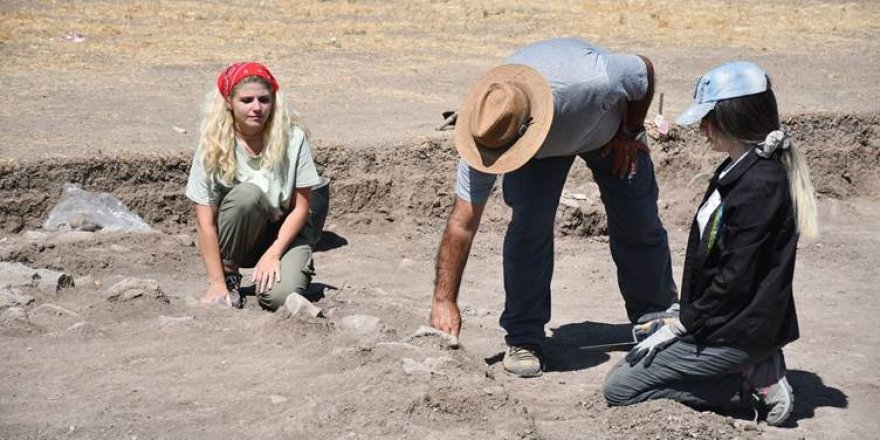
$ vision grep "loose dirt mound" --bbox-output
[2,113,876,236]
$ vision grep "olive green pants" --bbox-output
[217,183,315,311]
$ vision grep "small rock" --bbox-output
[172,234,195,247]
[109,244,130,253]
[77,275,103,290]
[423,356,454,370]
[0,306,30,328]
[158,315,194,327]
[409,325,460,349]
[0,262,74,292]
[106,278,167,303]
[0,287,35,309]
[401,358,432,376]
[54,230,96,244]
[269,394,288,405]
[23,230,49,241]
[340,314,383,336]
[172,125,187,134]
[66,321,103,336]
[397,258,416,270]
[32,303,80,318]
[284,293,324,318]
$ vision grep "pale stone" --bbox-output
[409,325,460,349]
[269,395,288,405]
[0,287,34,309]
[340,314,383,336]
[23,230,49,241]
[32,303,81,318]
[106,278,167,303]
[0,306,30,328]
[0,262,74,293]
[66,321,103,336]
[401,358,432,376]
[54,231,96,244]
[158,315,194,327]
[396,258,416,270]
[284,293,324,318]
[172,234,195,247]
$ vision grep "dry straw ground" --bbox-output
[2,1,877,73]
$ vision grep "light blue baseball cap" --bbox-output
[675,61,769,126]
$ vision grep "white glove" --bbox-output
[626,317,686,367]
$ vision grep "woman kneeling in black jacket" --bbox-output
[603,61,818,427]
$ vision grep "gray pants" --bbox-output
[603,341,777,410]
[218,183,315,311]
[501,149,678,345]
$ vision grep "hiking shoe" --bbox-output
[225,272,244,309]
[755,376,794,426]
[502,344,543,378]
[744,352,794,426]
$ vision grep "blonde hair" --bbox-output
[779,145,819,239]
[196,76,307,185]
[709,87,819,239]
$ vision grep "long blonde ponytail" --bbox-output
[779,144,819,239]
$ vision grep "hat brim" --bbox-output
[454,65,554,174]
[675,102,716,126]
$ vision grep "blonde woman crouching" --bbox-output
[186,62,321,310]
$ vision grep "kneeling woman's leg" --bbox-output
[257,234,316,311]
[603,341,773,411]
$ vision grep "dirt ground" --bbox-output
[1,1,879,439]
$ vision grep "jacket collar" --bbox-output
[714,147,760,188]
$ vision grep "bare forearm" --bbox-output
[433,198,484,303]
[196,219,225,284]
[624,56,655,133]
[267,188,312,257]
[268,205,308,256]
[433,229,473,303]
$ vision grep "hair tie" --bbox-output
[755,129,791,158]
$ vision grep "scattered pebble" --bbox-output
[284,293,324,318]
[409,325,460,349]
[269,394,288,405]
[106,277,167,303]
[340,314,383,336]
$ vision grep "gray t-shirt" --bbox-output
[186,126,321,221]
[456,38,648,203]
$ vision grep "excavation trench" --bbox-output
[1,113,877,236]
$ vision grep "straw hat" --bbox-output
[454,64,554,174]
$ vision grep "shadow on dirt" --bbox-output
[543,321,638,372]
[314,231,348,252]
[786,369,848,426]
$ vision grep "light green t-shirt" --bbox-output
[186,126,321,221]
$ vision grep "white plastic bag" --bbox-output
[43,183,151,232]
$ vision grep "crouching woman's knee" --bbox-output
[257,243,315,312]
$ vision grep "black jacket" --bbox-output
[680,149,800,351]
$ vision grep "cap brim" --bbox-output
[675,102,716,126]
[455,65,554,174]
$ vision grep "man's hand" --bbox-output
[200,280,230,306]
[430,297,462,338]
[601,130,650,179]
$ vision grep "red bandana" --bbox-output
[216,62,279,98]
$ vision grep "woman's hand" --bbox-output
[200,280,230,306]
[253,250,282,293]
